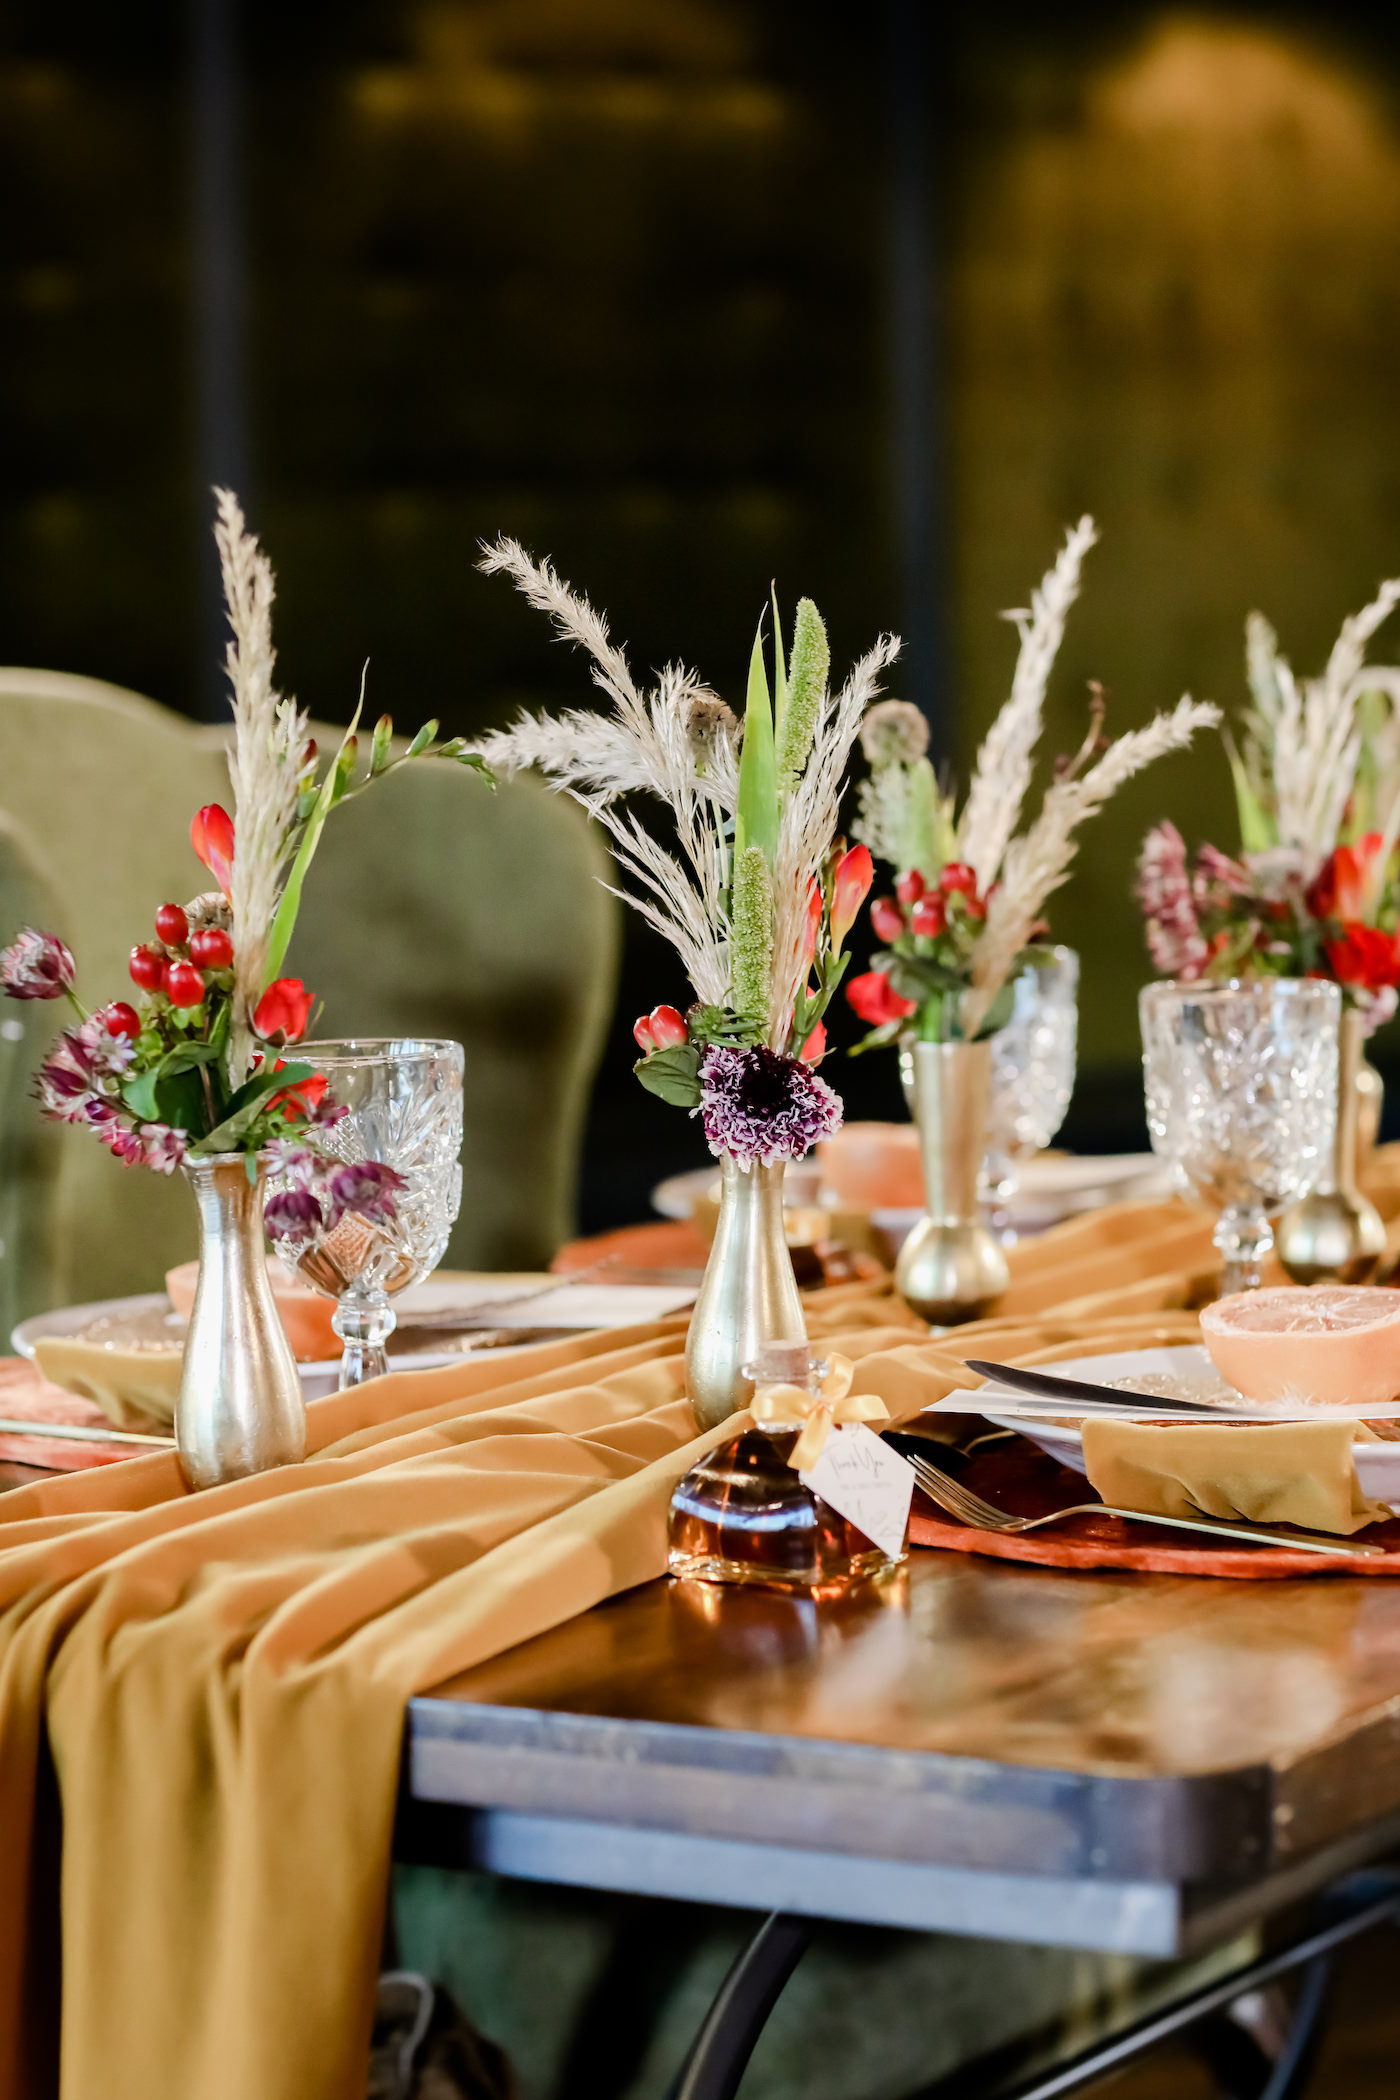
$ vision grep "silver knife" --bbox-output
[0,1416,174,1447]
[963,1358,1240,1418]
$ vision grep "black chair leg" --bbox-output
[667,1912,813,2100]
[1186,1956,1332,2100]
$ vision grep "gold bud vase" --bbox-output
[177,1153,307,1490]
[896,1038,1010,1322]
[1276,1006,1386,1285]
[685,1152,807,1432]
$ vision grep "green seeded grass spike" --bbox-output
[770,585,788,747]
[731,844,775,1031]
[734,619,778,866]
[775,597,829,790]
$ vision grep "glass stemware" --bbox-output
[1139,979,1340,1293]
[269,1037,464,1385]
[984,945,1079,1207]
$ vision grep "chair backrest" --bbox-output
[0,671,619,1324]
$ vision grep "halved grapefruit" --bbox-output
[1200,1285,1400,1409]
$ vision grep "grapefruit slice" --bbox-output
[166,1258,338,1364]
[1200,1285,1400,1409]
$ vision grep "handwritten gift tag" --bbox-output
[801,1423,915,1560]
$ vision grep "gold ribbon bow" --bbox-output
[750,1353,889,1472]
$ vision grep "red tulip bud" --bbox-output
[830,845,874,950]
[798,1021,827,1065]
[800,880,824,969]
[190,804,236,895]
[253,977,314,1046]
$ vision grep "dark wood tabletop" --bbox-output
[406,1551,1400,1957]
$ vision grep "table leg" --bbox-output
[667,1912,813,2100]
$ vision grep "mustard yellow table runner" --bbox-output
[0,1195,1265,2100]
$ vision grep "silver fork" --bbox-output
[906,1451,1384,1559]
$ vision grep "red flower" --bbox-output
[870,896,905,945]
[910,893,946,938]
[895,869,925,905]
[845,968,917,1027]
[273,1070,328,1121]
[253,977,314,1044]
[1308,834,1385,923]
[1324,923,1400,990]
[633,1004,687,1053]
[798,1021,827,1065]
[939,862,978,896]
[800,880,824,970]
[190,805,236,895]
[829,845,874,949]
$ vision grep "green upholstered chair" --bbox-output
[0,670,619,1332]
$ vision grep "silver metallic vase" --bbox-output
[177,1153,306,1490]
[896,1038,1010,1323]
[1276,1005,1386,1285]
[685,1153,807,1432]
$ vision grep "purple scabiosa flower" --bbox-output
[323,1159,405,1232]
[0,928,75,1001]
[1136,822,1207,980]
[264,1185,324,1247]
[696,1045,843,1168]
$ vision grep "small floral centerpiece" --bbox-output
[474,541,886,1170]
[847,520,1218,1048]
[1,491,489,1219]
[1138,578,1400,1024]
[1,491,491,1485]
[473,538,890,1422]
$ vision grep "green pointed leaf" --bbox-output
[633,1043,703,1107]
[734,620,778,867]
[1222,731,1275,853]
[196,1061,315,1153]
[770,585,788,746]
[263,696,364,987]
[407,719,439,758]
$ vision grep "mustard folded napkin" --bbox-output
[1082,1415,1388,1537]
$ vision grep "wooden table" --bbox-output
[405,1552,1400,2097]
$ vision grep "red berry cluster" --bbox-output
[127,905,235,1019]
[870,862,986,947]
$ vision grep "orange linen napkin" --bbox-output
[0,1201,1211,2100]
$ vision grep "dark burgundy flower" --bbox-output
[264,1186,324,1246]
[0,928,75,1001]
[696,1044,842,1167]
[323,1159,405,1232]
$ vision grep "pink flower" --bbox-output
[323,1159,405,1232]
[1137,822,1207,979]
[0,928,75,1001]
[829,846,873,950]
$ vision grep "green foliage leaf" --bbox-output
[264,698,364,987]
[734,620,778,867]
[197,1061,315,1153]
[633,1043,703,1107]
[769,586,787,747]
[407,719,440,758]
[1222,730,1275,853]
[848,1018,904,1058]
[370,715,394,776]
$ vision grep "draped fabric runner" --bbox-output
[0,1195,1288,2100]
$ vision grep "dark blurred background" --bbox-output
[7,0,1400,1231]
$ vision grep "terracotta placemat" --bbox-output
[0,1357,156,1471]
[909,1440,1400,1578]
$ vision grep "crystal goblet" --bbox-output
[1139,979,1339,1293]
[984,945,1079,1205]
[269,1037,464,1386]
